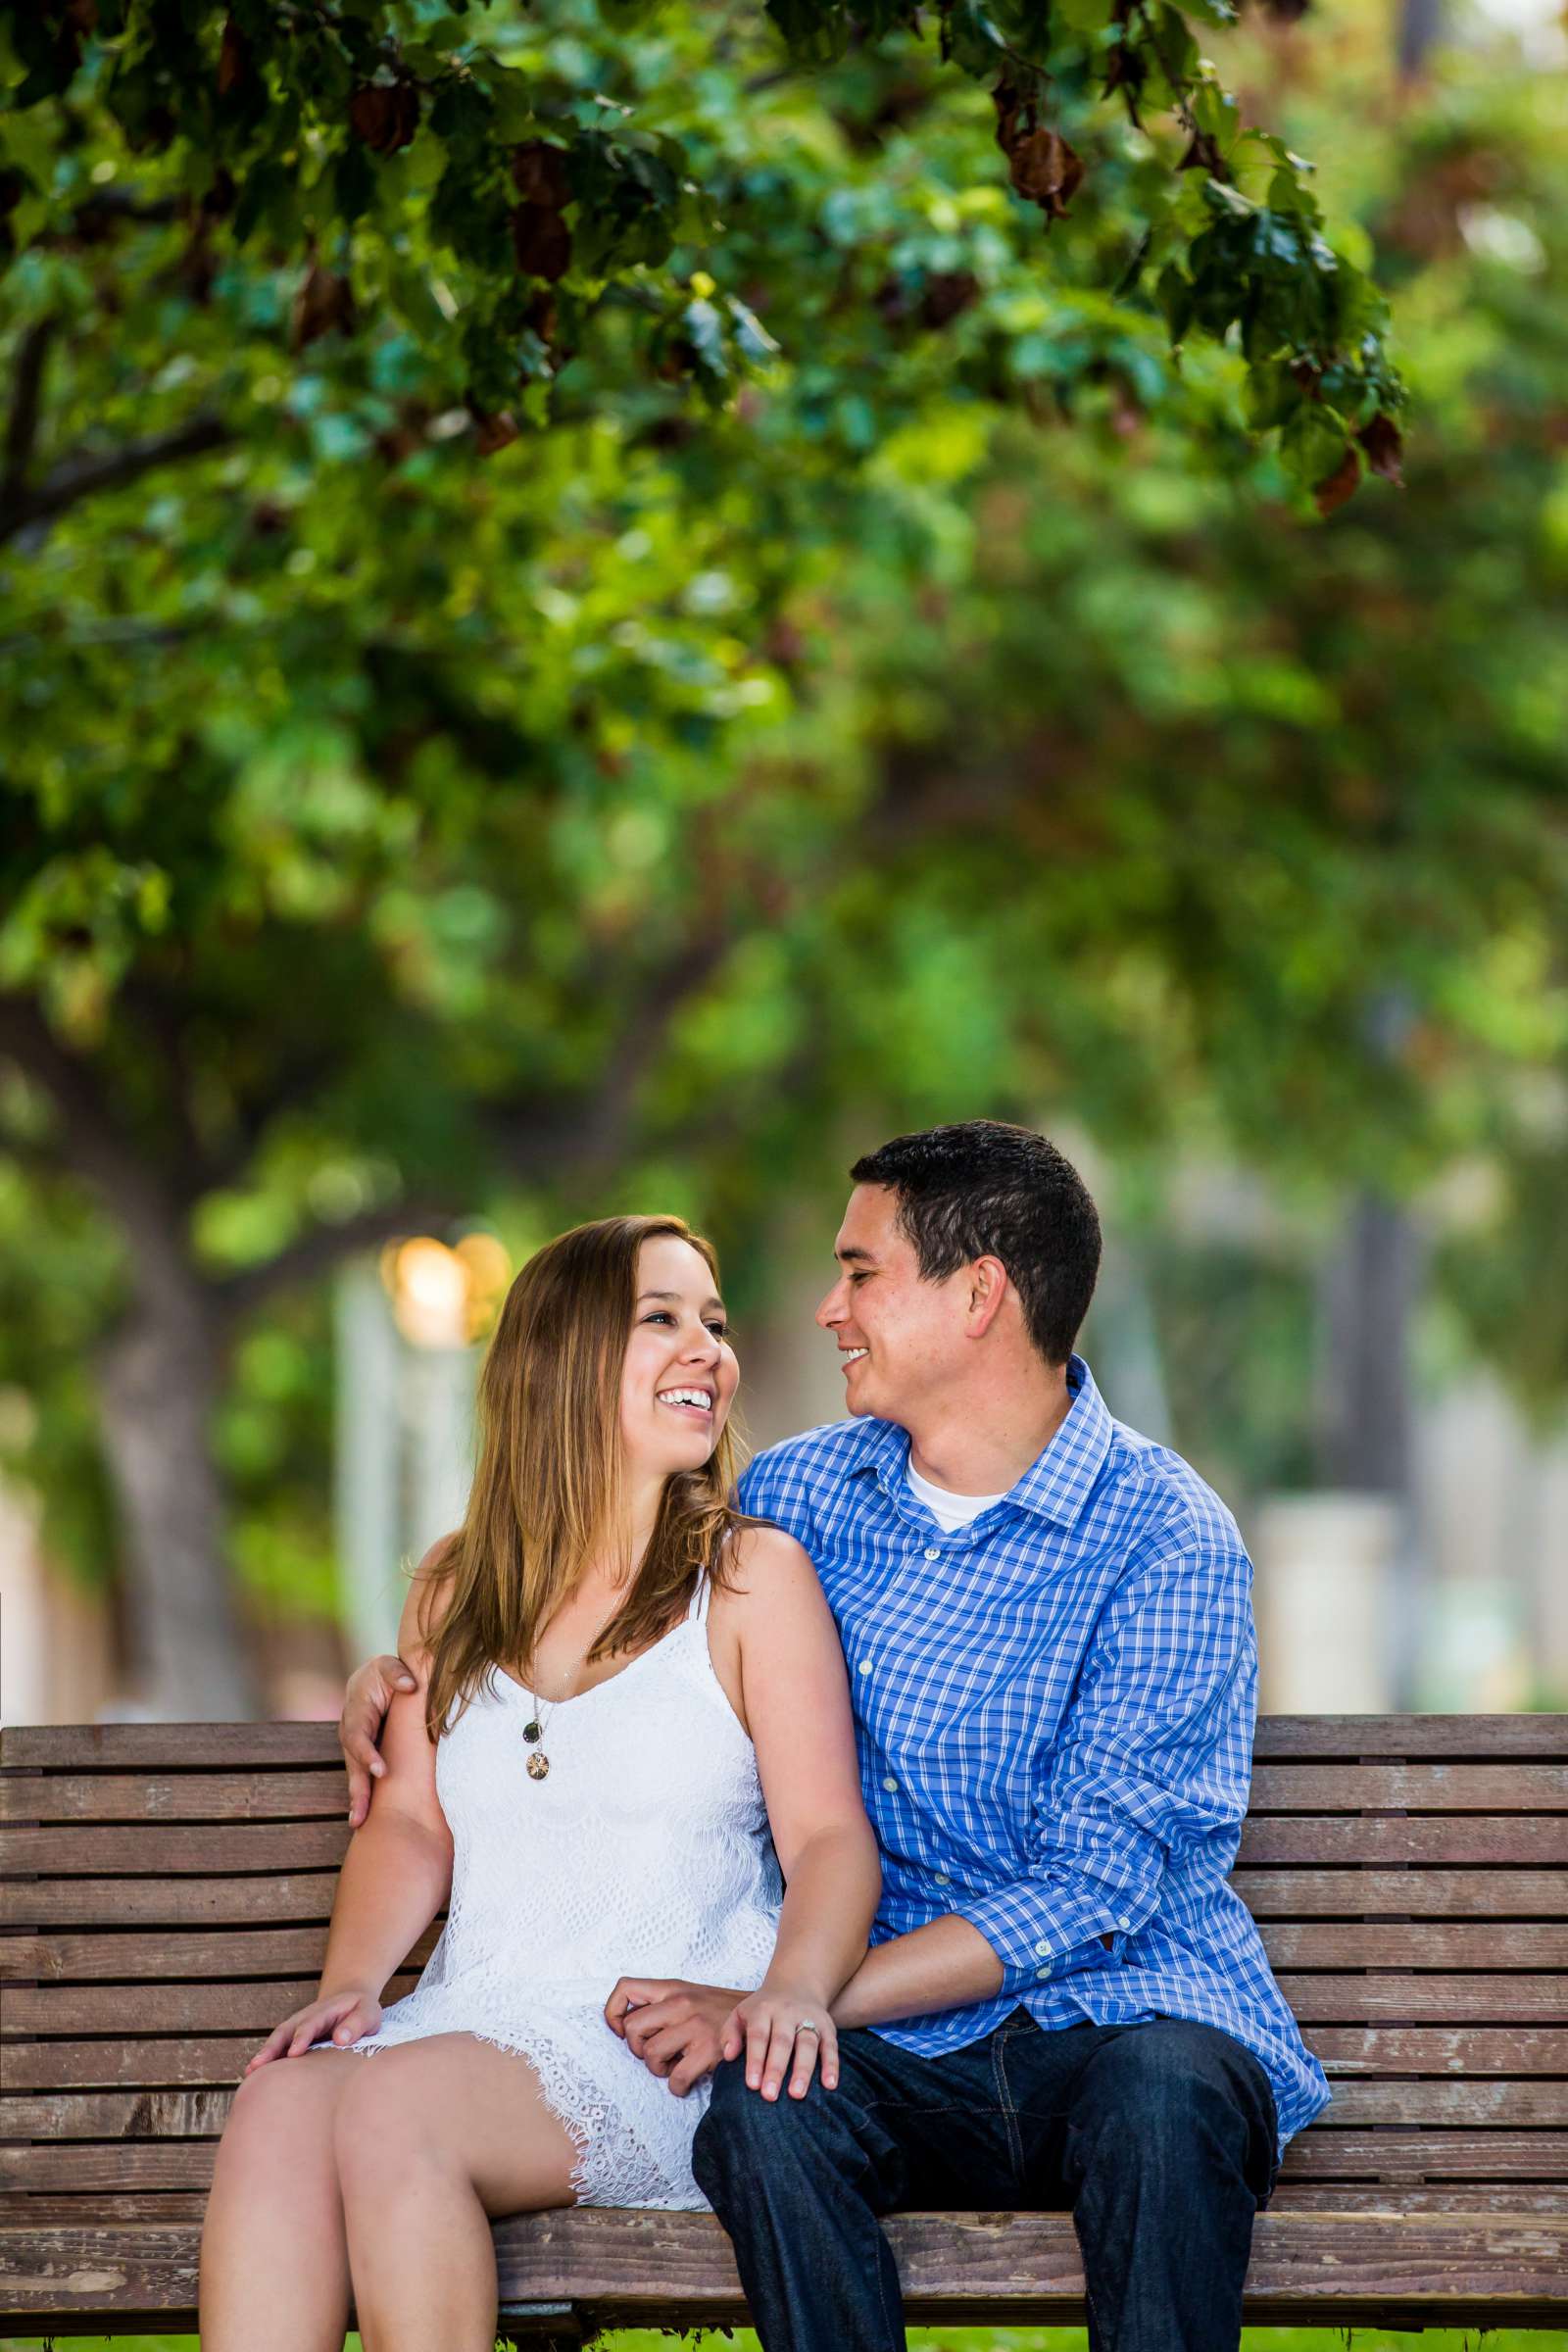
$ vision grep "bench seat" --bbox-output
[4,1713,1566,2336]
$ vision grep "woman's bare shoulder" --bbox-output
[400,1531,461,1658]
[716,1521,826,1619]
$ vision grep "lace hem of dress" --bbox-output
[344,2025,706,2210]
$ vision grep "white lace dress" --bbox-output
[333,1579,783,2208]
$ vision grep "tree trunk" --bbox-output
[95,1293,260,1719]
[1316,1189,1423,1495]
[1315,1187,1426,1707]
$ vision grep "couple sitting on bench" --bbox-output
[198,1118,1328,2352]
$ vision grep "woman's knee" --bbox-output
[221,2054,339,2155]
[331,2054,457,2204]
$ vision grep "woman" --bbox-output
[199,1214,880,2352]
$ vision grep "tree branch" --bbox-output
[480,927,737,1182]
[2,317,58,512]
[212,1193,464,1330]
[0,411,235,545]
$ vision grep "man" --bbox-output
[340,1121,1329,2351]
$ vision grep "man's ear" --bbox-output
[966,1255,1010,1338]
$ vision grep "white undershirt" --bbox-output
[906,1460,1009,1534]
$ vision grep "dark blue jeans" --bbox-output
[691,2009,1279,2352]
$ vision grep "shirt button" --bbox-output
[1035,1963,1053,1981]
[1034,1940,1052,1957]
[922,1546,941,1561]
[858,1661,872,1676]
[934,1871,951,1886]
[1113,1918,1131,1933]
[882,1776,899,1793]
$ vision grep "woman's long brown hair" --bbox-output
[422,1214,749,1740]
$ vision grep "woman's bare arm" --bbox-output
[249,1565,454,2066]
[728,1527,881,2094]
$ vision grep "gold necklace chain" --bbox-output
[519,1628,599,1783]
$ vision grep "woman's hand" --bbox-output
[243,1988,382,2074]
[728,1982,840,2101]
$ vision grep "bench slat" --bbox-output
[1259,1923,1568,1967]
[1,1724,342,1768]
[9,1717,1563,1771]
[0,1822,351,1876]
[2,1873,340,1928]
[13,1761,1565,1822]
[9,2022,1566,2098]
[1310,2027,1568,2073]
[1250,1717,1568,1760]
[8,1889,1564,1989]
[0,1772,349,1824]
[1277,2130,1568,2178]
[1249,1765,1568,1810]
[3,2091,234,2140]
[4,1975,421,2034]
[6,2038,272,2091]
[0,1924,439,1981]
[1238,1816,1568,1865]
[9,2076,1568,2169]
[9,2184,1568,2224]
[19,1927,1559,2003]
[10,1812,1568,1890]
[1278,1973,1568,2022]
[1233,1869,1568,1916]
[4,2208,1568,2330]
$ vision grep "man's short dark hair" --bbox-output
[849,1121,1102,1367]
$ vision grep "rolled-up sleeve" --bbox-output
[956,1537,1255,1992]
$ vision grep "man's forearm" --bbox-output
[828,1913,1004,2032]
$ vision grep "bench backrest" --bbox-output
[3,1715,1565,2222]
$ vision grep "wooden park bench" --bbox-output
[3,1712,1566,2340]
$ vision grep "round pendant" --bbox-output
[522,1720,542,1743]
[526,1751,550,1781]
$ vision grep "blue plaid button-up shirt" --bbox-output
[736,1355,1330,2155]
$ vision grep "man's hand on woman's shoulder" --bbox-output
[339,1652,418,1827]
[338,1532,456,1826]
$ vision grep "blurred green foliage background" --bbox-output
[1,0,1565,1712]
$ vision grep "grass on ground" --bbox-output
[3,2329,1563,2349]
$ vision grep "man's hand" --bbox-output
[605,1978,746,2098]
[339,1652,417,1827]
[606,1976,840,2100]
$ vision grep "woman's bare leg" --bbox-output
[199,2047,364,2352]
[333,2033,580,2352]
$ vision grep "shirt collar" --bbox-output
[845,1353,1114,1532]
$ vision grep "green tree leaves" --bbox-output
[1,0,1402,494]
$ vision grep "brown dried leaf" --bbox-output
[1312,444,1362,516]
[290,262,357,353]
[350,81,420,155]
[920,270,981,329]
[1357,413,1405,486]
[217,17,248,97]
[471,409,520,457]
[1006,129,1084,220]
[524,289,560,347]
[512,201,572,282]
[511,141,572,210]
